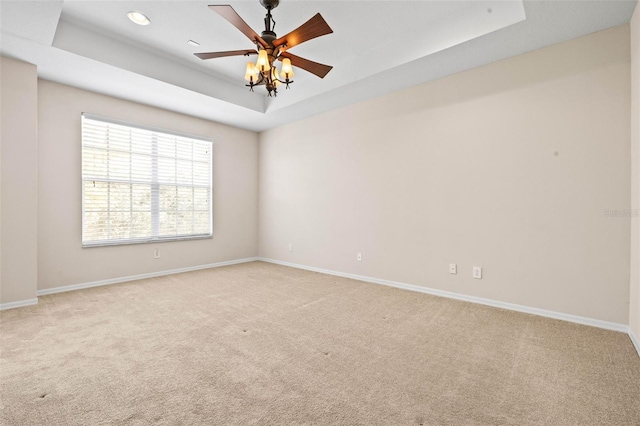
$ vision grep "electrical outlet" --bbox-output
[473,266,482,279]
[357,252,362,261]
[288,243,293,252]
[449,263,457,274]
[154,249,160,259]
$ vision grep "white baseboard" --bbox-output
[36,257,259,297]
[0,298,38,311]
[630,329,640,358]
[258,257,629,333]
[12,256,638,350]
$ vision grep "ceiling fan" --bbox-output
[195,0,333,97]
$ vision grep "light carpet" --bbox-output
[1,261,639,425]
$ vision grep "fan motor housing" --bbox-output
[261,30,277,44]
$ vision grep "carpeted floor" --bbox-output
[1,261,639,425]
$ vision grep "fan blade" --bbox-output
[195,49,257,60]
[278,52,333,79]
[209,5,267,48]
[273,13,333,49]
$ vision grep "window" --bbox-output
[81,114,212,247]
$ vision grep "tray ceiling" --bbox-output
[0,1,637,131]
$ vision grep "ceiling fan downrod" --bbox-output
[262,0,277,37]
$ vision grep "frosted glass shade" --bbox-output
[280,58,294,79]
[244,62,258,81]
[256,50,271,72]
[271,68,281,87]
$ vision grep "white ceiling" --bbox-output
[0,1,637,132]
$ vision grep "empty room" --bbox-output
[1,0,639,424]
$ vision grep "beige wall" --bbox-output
[630,7,640,339]
[37,80,258,291]
[0,57,38,304]
[259,26,632,324]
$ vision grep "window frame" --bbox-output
[81,113,213,248]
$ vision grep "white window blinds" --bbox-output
[81,114,213,247]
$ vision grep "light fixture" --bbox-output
[195,0,334,97]
[243,47,293,95]
[244,42,294,96]
[127,11,151,26]
[187,40,200,47]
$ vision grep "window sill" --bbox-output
[82,234,213,248]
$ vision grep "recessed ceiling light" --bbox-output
[187,40,200,47]
[127,11,151,26]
